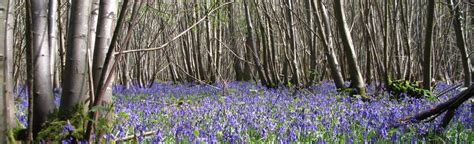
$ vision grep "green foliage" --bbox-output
[34,103,115,142]
[7,128,19,144]
[36,103,87,142]
[387,78,433,100]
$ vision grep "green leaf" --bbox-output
[89,106,99,112]
[193,128,200,137]
[216,130,223,137]
[118,111,130,119]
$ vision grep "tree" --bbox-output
[0,0,16,142]
[243,0,268,87]
[92,0,118,105]
[86,0,130,140]
[333,0,366,95]
[48,0,59,89]
[447,0,471,87]
[422,0,435,90]
[313,0,345,89]
[285,0,301,86]
[29,0,56,137]
[226,0,244,81]
[90,0,117,140]
[60,0,91,117]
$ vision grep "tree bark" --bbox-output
[86,0,130,140]
[4,0,15,133]
[226,0,243,81]
[401,84,473,127]
[448,0,471,87]
[30,0,56,137]
[60,0,91,116]
[91,1,118,140]
[285,0,301,86]
[243,0,268,86]
[314,0,345,89]
[0,0,15,142]
[333,0,366,95]
[92,0,117,103]
[48,0,59,89]
[422,0,435,90]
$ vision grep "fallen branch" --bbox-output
[115,130,157,142]
[398,84,473,126]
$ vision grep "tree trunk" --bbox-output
[4,0,15,132]
[286,0,301,86]
[422,0,435,90]
[89,0,99,54]
[401,84,474,128]
[48,0,59,89]
[30,0,56,137]
[0,0,16,142]
[314,0,345,89]
[305,0,316,84]
[193,1,205,81]
[243,0,267,86]
[333,0,366,95]
[91,2,118,140]
[227,0,244,81]
[448,0,471,87]
[60,0,91,117]
[92,0,117,103]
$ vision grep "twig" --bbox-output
[434,83,462,98]
[175,64,221,90]
[116,130,157,142]
[214,37,255,65]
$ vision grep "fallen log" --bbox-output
[399,84,473,128]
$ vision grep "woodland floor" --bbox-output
[15,81,473,143]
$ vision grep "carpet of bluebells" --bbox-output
[14,81,473,143]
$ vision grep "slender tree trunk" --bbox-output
[422,0,435,90]
[383,0,391,84]
[91,1,118,140]
[255,2,273,86]
[243,0,267,86]
[92,0,117,101]
[89,0,99,53]
[305,0,316,84]
[0,6,5,140]
[400,0,413,81]
[30,0,56,137]
[333,0,366,95]
[122,55,130,88]
[194,1,205,81]
[227,0,244,81]
[49,0,59,89]
[86,0,130,140]
[60,0,91,117]
[285,0,301,86]
[0,0,15,142]
[314,0,345,89]
[4,0,15,132]
[90,0,118,137]
[24,0,35,141]
[205,0,215,83]
[448,0,471,87]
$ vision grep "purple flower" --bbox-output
[152,129,162,143]
[62,122,75,133]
